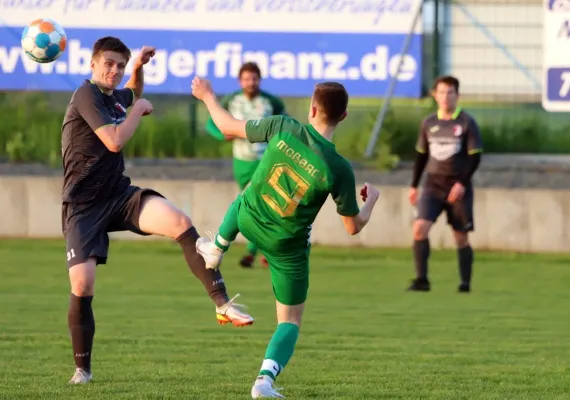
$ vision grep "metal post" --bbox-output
[433,0,440,82]
[364,0,424,159]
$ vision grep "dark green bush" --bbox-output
[1,93,64,166]
[1,93,568,170]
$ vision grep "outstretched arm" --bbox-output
[192,77,247,139]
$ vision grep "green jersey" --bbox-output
[206,90,285,161]
[240,115,360,250]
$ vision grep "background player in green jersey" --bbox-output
[205,62,286,268]
[191,76,380,399]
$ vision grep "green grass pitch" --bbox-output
[1,239,570,399]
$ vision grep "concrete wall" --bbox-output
[1,176,568,253]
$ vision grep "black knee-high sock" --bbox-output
[68,294,95,373]
[458,245,473,285]
[413,239,430,280]
[176,227,229,307]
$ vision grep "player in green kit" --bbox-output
[191,76,380,398]
[205,62,286,268]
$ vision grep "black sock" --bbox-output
[176,227,229,307]
[68,294,95,373]
[458,245,473,285]
[413,239,430,280]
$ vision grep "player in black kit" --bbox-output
[62,37,254,384]
[407,75,482,293]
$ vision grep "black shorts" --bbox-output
[416,186,474,233]
[62,186,164,268]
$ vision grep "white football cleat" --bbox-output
[216,294,254,327]
[196,233,224,270]
[68,368,92,384]
[251,377,285,398]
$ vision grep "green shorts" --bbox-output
[261,250,310,306]
[237,203,310,306]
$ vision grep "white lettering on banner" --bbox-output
[0,40,418,86]
[559,71,570,98]
[0,0,422,33]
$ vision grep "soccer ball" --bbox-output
[21,18,67,63]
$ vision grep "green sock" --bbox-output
[246,241,258,256]
[258,322,300,380]
[215,198,240,251]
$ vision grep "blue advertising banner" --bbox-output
[0,0,424,97]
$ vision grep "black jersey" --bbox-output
[415,108,483,182]
[61,80,134,204]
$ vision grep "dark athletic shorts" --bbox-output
[416,175,475,233]
[62,186,164,268]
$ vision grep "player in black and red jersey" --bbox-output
[408,75,483,293]
[61,36,253,384]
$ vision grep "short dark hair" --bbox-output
[432,75,460,93]
[312,82,349,125]
[92,36,131,62]
[239,62,261,79]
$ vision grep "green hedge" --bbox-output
[1,93,569,170]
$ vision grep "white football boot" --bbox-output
[216,294,254,327]
[196,233,225,270]
[68,368,92,384]
[251,376,285,398]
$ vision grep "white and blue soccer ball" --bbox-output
[21,18,67,63]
